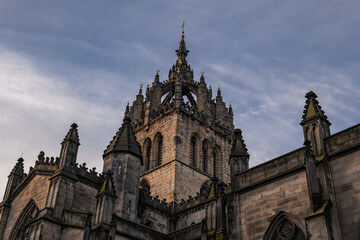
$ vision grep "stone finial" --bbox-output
[138,83,143,95]
[155,70,160,82]
[200,71,205,83]
[125,101,130,116]
[229,104,233,115]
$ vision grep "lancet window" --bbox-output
[202,140,210,173]
[190,134,199,168]
[143,138,151,171]
[154,133,163,167]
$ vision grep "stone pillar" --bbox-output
[173,80,182,109]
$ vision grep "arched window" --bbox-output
[263,211,306,240]
[202,140,210,173]
[10,199,40,240]
[154,133,163,167]
[143,138,151,171]
[190,134,199,168]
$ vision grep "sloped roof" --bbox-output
[103,116,142,161]
[62,123,80,145]
[9,157,24,177]
[97,171,116,197]
[230,129,249,157]
[301,91,331,125]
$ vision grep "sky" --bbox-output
[0,0,359,197]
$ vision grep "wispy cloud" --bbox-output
[206,60,360,166]
[0,0,359,196]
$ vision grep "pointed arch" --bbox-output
[190,133,200,168]
[10,199,40,240]
[143,138,152,172]
[153,133,163,167]
[263,211,306,240]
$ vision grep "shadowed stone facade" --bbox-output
[0,32,359,240]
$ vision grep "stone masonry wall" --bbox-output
[140,161,176,202]
[174,161,209,202]
[71,182,97,212]
[330,150,360,240]
[3,174,51,239]
[234,171,309,240]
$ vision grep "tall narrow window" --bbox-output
[144,138,151,171]
[157,135,163,166]
[202,140,209,173]
[154,133,163,167]
[190,136,196,167]
[213,150,217,176]
[213,146,221,177]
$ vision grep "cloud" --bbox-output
[0,47,131,196]
[0,0,359,198]
[206,60,360,166]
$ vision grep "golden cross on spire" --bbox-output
[181,21,185,38]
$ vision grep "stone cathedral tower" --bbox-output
[128,32,234,202]
[1,27,359,240]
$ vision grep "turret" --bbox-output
[103,113,142,221]
[59,123,80,168]
[130,84,144,121]
[300,91,331,157]
[94,171,117,225]
[3,157,25,200]
[230,129,249,190]
[46,124,80,219]
[197,71,209,113]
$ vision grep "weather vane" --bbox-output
[181,21,185,38]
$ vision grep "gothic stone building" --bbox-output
[0,34,359,240]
